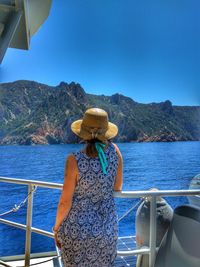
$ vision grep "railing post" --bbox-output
[25,185,34,267]
[149,196,157,267]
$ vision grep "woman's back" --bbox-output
[57,142,119,267]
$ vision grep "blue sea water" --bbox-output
[0,141,200,257]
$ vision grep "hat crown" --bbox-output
[82,108,108,129]
[70,107,118,141]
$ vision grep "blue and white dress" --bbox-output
[57,142,119,267]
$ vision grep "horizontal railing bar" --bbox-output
[0,218,26,231]
[114,190,200,198]
[117,248,150,256]
[0,218,54,238]
[0,176,63,189]
[118,235,136,239]
[0,176,200,197]
[31,227,54,238]
[0,251,57,262]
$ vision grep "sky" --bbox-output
[0,0,200,106]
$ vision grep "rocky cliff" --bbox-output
[0,80,199,145]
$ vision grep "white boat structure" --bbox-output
[0,0,52,63]
[0,176,200,267]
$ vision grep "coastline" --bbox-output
[0,139,200,146]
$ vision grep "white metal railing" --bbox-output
[0,176,200,267]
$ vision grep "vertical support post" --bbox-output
[55,246,63,267]
[25,184,34,267]
[149,196,157,267]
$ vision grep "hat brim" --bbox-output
[71,119,118,141]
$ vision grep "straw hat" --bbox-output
[71,108,118,141]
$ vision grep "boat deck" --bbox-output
[116,236,137,266]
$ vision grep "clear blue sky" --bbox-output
[1,0,200,105]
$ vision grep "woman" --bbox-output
[53,108,123,267]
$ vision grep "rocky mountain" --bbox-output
[0,80,199,145]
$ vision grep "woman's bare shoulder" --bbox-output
[64,154,78,172]
[67,153,76,161]
[111,143,122,157]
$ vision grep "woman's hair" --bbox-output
[85,138,108,157]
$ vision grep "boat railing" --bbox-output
[0,176,200,267]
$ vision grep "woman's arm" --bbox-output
[53,154,78,231]
[113,143,123,191]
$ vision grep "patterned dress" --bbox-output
[57,142,119,267]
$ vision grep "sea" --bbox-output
[0,141,200,257]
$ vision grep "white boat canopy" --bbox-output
[0,0,52,63]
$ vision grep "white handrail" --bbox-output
[0,176,200,267]
[1,176,200,196]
